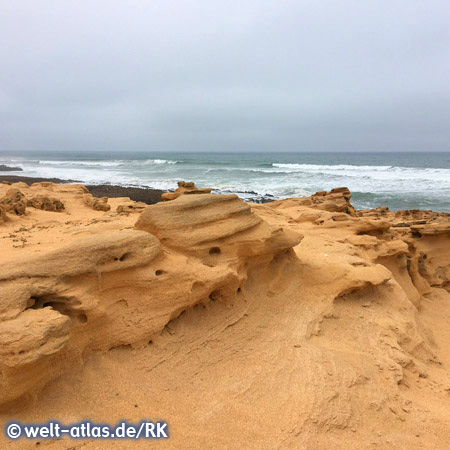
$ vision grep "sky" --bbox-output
[0,0,449,152]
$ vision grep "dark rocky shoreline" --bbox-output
[0,175,165,204]
[87,184,164,204]
[0,165,23,172]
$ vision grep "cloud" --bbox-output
[1,0,449,151]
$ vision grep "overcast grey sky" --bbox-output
[1,0,449,152]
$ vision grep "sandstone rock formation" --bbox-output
[1,182,450,450]
[27,195,65,212]
[162,180,212,201]
[0,188,27,215]
[269,186,357,216]
[0,205,7,224]
[116,200,147,214]
[83,193,111,211]
[136,193,301,263]
[0,191,300,408]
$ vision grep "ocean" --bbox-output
[1,151,450,212]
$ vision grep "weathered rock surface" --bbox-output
[269,186,357,216]
[0,191,301,407]
[0,188,27,215]
[0,229,162,404]
[116,201,147,214]
[136,193,302,263]
[27,195,65,212]
[83,193,111,211]
[162,180,212,201]
[0,205,7,224]
[1,182,450,450]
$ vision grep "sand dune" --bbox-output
[1,181,450,449]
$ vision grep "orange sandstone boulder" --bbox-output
[0,188,27,215]
[162,181,212,201]
[83,193,111,211]
[28,195,65,212]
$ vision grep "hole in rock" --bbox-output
[26,298,36,308]
[237,287,242,293]
[76,313,88,324]
[29,297,64,311]
[114,253,130,262]
[148,340,153,345]
[28,296,89,325]
[155,270,165,276]
[209,291,218,301]
[209,247,221,255]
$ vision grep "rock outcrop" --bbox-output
[116,201,147,214]
[0,205,7,224]
[0,230,161,405]
[83,193,111,211]
[0,165,22,172]
[269,187,357,216]
[1,182,450,450]
[136,193,301,263]
[162,180,212,201]
[0,188,27,215]
[0,192,301,407]
[27,195,65,212]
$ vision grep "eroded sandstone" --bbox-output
[1,183,450,450]
[162,180,212,201]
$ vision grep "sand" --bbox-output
[0,181,450,449]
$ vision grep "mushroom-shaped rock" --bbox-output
[136,193,302,263]
[162,181,212,201]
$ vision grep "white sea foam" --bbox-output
[142,159,178,165]
[273,163,393,171]
[38,158,178,167]
[39,160,125,167]
[270,163,450,183]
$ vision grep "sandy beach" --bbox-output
[1,180,450,449]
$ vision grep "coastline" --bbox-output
[0,175,277,204]
[0,175,165,204]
